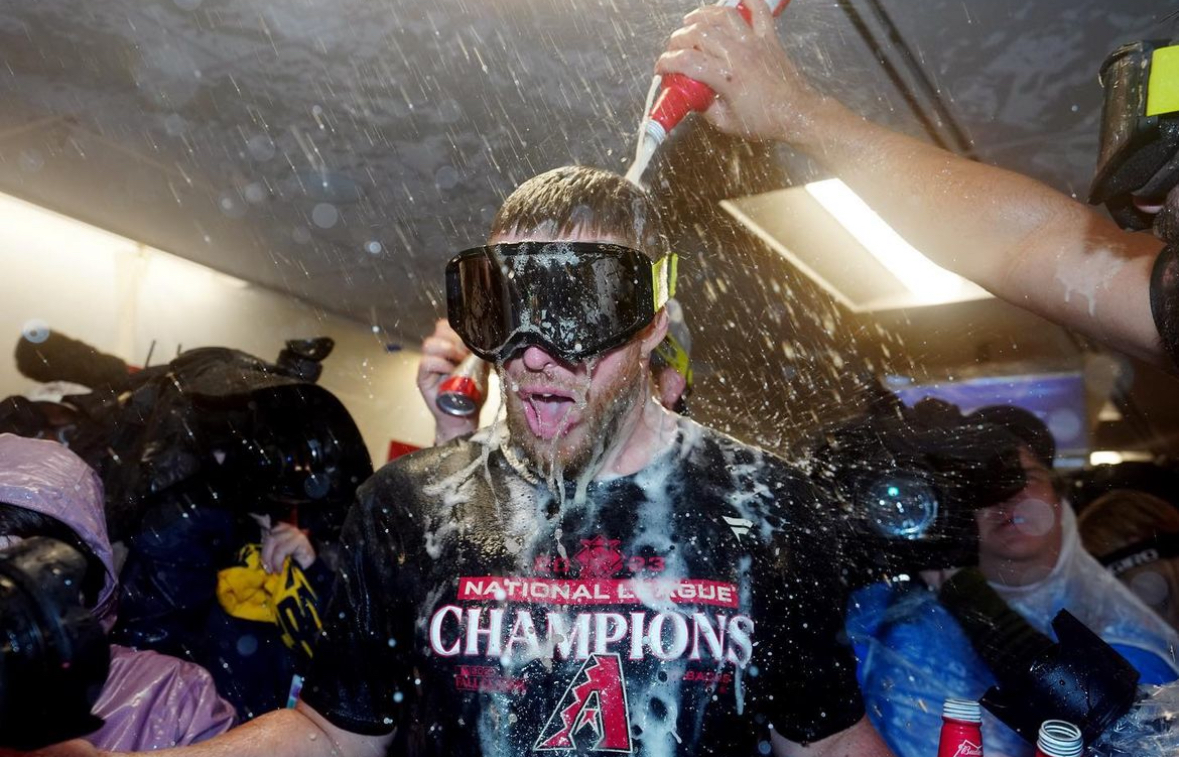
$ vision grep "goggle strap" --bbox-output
[1097,532,1179,576]
[1147,44,1179,117]
[654,334,693,387]
[651,253,678,310]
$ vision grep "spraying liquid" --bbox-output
[625,0,792,187]
[625,130,660,188]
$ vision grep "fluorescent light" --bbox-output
[1089,450,1153,466]
[804,179,975,303]
[721,184,991,311]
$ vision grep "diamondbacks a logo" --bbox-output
[534,653,632,753]
[574,536,625,578]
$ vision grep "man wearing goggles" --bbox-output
[437,238,676,481]
[655,0,1179,373]
[332,166,887,757]
[294,165,885,757]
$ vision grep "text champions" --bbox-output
[429,576,754,665]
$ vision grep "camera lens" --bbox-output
[861,474,939,540]
[0,538,109,749]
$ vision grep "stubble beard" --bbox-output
[504,349,646,489]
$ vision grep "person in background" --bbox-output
[417,299,694,445]
[844,406,1179,757]
[196,506,336,719]
[1079,488,1179,632]
[114,463,339,721]
[654,1,1175,372]
[110,342,367,722]
[0,433,236,750]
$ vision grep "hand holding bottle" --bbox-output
[654,0,825,143]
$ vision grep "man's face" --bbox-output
[491,231,659,480]
[975,447,1063,569]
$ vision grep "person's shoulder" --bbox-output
[681,418,814,489]
[107,643,220,690]
[357,435,493,505]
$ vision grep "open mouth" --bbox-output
[983,509,1024,536]
[999,514,1025,530]
[520,387,578,439]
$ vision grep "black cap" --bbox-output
[967,405,1055,469]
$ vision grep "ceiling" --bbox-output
[0,0,1176,455]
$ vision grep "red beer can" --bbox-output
[937,698,983,757]
[436,353,486,417]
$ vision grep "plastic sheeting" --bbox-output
[1092,684,1179,757]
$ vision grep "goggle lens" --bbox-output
[446,242,673,362]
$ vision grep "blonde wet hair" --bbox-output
[490,166,668,261]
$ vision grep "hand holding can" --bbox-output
[436,353,487,417]
[417,319,487,444]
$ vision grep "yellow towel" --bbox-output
[216,544,323,658]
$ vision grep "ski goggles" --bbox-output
[446,241,677,362]
[1090,40,1179,229]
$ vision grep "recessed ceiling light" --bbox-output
[722,180,991,312]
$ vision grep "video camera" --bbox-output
[1090,40,1179,230]
[8,334,375,541]
[0,537,110,750]
[809,390,1028,584]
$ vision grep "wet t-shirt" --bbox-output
[302,419,863,756]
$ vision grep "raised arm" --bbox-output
[655,1,1169,369]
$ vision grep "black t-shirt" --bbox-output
[302,419,863,755]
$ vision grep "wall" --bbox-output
[0,192,500,463]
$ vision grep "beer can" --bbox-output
[436,353,486,417]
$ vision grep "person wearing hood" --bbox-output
[0,433,236,750]
[844,407,1179,757]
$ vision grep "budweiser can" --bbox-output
[436,353,486,417]
[938,698,984,757]
[1034,720,1082,757]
